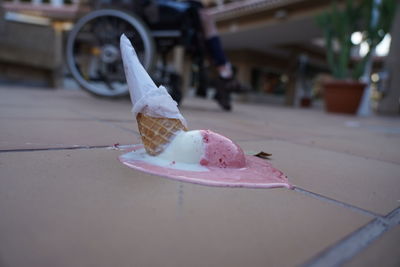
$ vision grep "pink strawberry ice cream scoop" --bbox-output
[200,130,246,168]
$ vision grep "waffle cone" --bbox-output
[136,113,188,156]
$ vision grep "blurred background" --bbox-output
[0,0,399,114]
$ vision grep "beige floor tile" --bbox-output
[67,99,133,121]
[239,140,400,215]
[226,118,400,166]
[296,133,400,164]
[0,105,85,120]
[344,225,400,267]
[0,87,86,108]
[0,118,140,150]
[0,149,371,267]
[230,105,400,164]
[0,88,132,121]
[184,99,400,164]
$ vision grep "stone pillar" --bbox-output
[172,46,186,95]
[377,6,400,115]
[285,71,296,106]
[172,46,185,75]
[284,52,299,106]
[0,5,4,34]
[181,58,192,97]
[236,62,252,87]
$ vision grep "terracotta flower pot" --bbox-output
[323,80,366,114]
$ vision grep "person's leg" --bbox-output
[189,1,245,110]
[198,8,239,110]
[198,9,233,79]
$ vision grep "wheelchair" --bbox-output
[66,0,209,104]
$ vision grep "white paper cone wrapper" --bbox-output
[120,34,187,127]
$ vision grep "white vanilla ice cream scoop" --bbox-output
[158,130,204,164]
[158,130,246,169]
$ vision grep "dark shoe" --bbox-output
[214,78,232,111]
[220,77,248,93]
[214,91,231,111]
[195,86,207,98]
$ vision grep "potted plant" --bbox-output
[316,0,396,114]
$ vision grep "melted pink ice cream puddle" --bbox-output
[119,144,292,189]
[119,35,291,189]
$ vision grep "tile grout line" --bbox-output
[293,187,382,218]
[0,145,113,153]
[302,206,400,267]
[386,206,400,226]
[0,116,134,123]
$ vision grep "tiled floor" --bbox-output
[0,86,399,267]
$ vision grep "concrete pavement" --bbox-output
[0,86,399,267]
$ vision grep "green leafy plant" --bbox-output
[316,0,397,80]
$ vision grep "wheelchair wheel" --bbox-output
[66,9,156,97]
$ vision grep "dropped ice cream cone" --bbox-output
[120,34,187,155]
[118,37,292,190]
